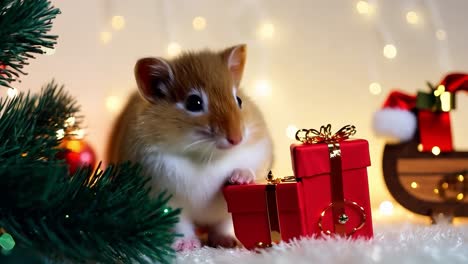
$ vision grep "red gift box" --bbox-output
[291,138,373,238]
[417,110,452,152]
[223,180,307,250]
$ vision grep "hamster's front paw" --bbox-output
[172,237,201,252]
[207,232,239,248]
[229,168,255,185]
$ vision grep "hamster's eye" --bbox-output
[236,96,242,108]
[185,94,204,112]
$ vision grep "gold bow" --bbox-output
[266,171,296,184]
[295,124,356,144]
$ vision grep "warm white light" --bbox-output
[406,11,419,25]
[42,47,56,55]
[64,116,76,127]
[440,92,451,112]
[258,23,275,39]
[286,125,298,139]
[436,30,447,40]
[192,16,207,31]
[458,174,464,182]
[379,201,394,216]
[73,129,85,139]
[410,182,418,189]
[433,188,439,194]
[457,193,464,201]
[417,144,423,152]
[100,31,112,44]
[111,16,126,31]
[56,129,65,140]
[356,1,373,15]
[7,88,17,98]
[106,95,124,114]
[369,82,382,95]
[431,146,441,156]
[254,80,272,97]
[383,44,397,59]
[167,42,182,57]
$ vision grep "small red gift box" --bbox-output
[291,126,373,239]
[223,180,307,250]
[417,110,452,152]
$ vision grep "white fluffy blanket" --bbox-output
[175,223,468,264]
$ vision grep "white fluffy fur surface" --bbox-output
[175,223,468,264]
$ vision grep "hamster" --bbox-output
[106,44,273,251]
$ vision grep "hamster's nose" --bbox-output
[227,135,242,146]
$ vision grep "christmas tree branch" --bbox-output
[0,83,180,263]
[0,0,60,88]
[0,81,79,163]
[0,163,180,264]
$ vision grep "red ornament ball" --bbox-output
[57,138,97,175]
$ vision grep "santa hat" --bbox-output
[372,91,418,143]
[372,73,468,143]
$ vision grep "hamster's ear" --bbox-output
[134,57,174,103]
[221,44,247,87]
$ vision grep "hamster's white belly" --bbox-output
[142,138,271,225]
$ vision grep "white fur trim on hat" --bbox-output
[372,108,417,143]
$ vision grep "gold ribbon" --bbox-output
[295,124,365,236]
[295,124,356,145]
[257,172,296,248]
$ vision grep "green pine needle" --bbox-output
[0,83,180,263]
[0,0,60,88]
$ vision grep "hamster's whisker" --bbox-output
[207,144,215,165]
[183,138,211,152]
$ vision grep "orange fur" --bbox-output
[107,45,271,165]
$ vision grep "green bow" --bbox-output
[416,82,456,112]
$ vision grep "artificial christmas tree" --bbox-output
[0,1,180,263]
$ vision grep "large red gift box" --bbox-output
[291,138,373,238]
[223,181,307,250]
[223,125,373,249]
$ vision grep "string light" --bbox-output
[433,188,439,194]
[254,80,272,97]
[286,125,298,139]
[417,144,423,152]
[356,1,374,15]
[379,201,394,216]
[56,129,65,140]
[457,193,464,201]
[111,16,126,31]
[100,31,112,44]
[73,129,85,139]
[458,174,464,182]
[410,182,418,189]
[442,182,448,189]
[369,82,382,95]
[64,116,76,127]
[192,16,207,31]
[436,30,447,40]
[167,42,182,57]
[106,95,123,114]
[406,11,419,25]
[258,22,275,39]
[42,47,56,56]
[383,44,397,59]
[431,146,441,156]
[7,88,17,98]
